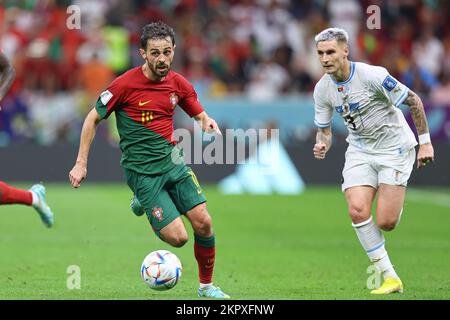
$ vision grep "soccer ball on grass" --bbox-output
[140,250,182,291]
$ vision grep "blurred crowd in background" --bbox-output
[1,0,450,146]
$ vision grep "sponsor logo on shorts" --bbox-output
[151,207,163,222]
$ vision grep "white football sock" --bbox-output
[200,283,212,289]
[352,216,399,280]
[31,191,39,207]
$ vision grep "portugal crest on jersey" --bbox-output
[169,93,179,108]
[152,207,163,222]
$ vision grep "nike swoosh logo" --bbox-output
[138,100,151,106]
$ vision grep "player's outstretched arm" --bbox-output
[69,108,103,188]
[403,90,435,168]
[0,51,16,102]
[193,111,222,135]
[313,126,332,160]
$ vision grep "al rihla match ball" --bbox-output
[141,250,182,291]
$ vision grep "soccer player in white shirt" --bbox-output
[312,28,434,294]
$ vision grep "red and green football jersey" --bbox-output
[96,67,204,175]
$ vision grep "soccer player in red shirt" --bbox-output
[0,50,54,227]
[69,22,229,298]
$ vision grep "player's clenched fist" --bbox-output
[204,118,222,135]
[195,111,222,135]
[69,163,87,188]
[313,142,327,160]
[416,143,434,169]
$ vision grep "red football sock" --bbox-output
[0,181,33,205]
[194,239,215,285]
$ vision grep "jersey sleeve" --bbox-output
[95,77,125,119]
[371,67,409,107]
[177,77,204,117]
[313,84,333,128]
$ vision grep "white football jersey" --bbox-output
[314,61,417,154]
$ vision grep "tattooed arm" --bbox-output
[403,90,434,168]
[313,126,332,160]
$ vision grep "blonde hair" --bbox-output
[314,28,349,44]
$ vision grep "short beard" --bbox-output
[149,62,170,78]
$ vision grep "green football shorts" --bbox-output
[124,164,206,238]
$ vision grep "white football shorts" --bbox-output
[341,145,416,191]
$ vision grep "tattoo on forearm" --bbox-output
[316,128,332,150]
[404,90,429,135]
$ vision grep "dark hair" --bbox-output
[140,21,176,49]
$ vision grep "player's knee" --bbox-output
[161,225,189,248]
[189,203,213,236]
[171,238,188,248]
[195,214,213,237]
[166,233,188,248]
[377,219,397,231]
[348,204,370,224]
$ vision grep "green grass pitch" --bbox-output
[0,184,449,300]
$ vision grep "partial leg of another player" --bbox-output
[0,181,54,227]
[186,203,230,299]
[345,186,402,294]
